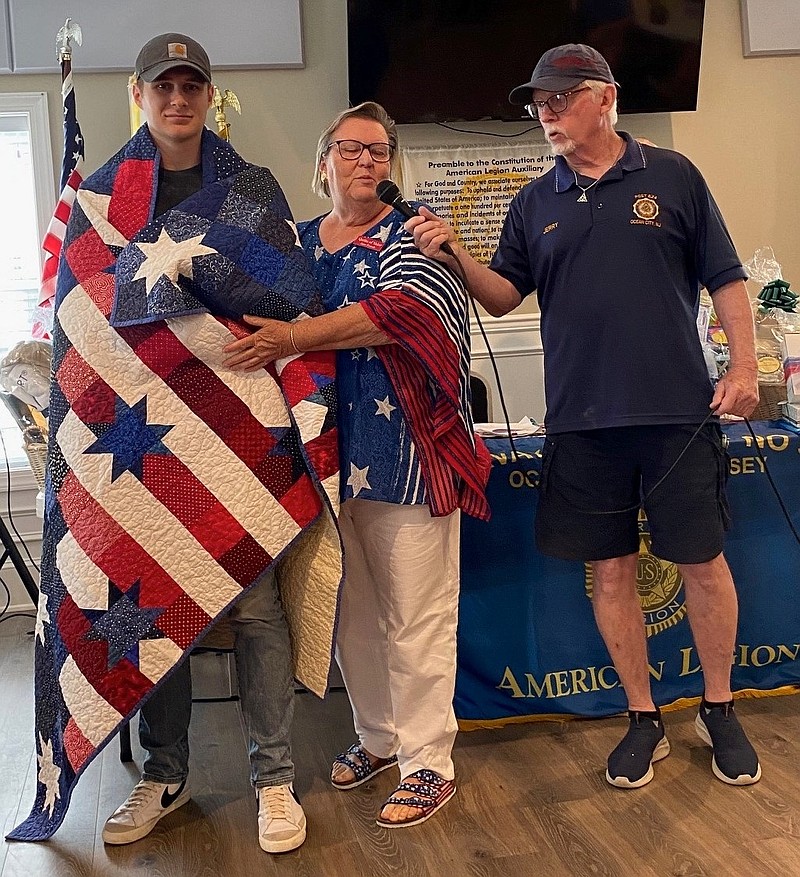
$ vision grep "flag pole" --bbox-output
[32,19,85,340]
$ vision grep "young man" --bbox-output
[11,31,342,850]
[407,44,761,789]
[100,33,307,853]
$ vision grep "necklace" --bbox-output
[573,171,600,202]
[572,138,627,202]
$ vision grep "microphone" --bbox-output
[376,179,455,256]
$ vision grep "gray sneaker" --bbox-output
[102,778,190,844]
[257,784,307,853]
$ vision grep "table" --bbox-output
[456,421,800,725]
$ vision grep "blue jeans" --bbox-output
[139,569,295,788]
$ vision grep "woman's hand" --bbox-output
[223,315,293,371]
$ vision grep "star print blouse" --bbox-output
[299,212,428,505]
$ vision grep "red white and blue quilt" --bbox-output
[9,127,341,841]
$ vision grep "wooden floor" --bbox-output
[2,616,800,877]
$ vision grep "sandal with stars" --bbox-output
[376,769,456,828]
[331,742,397,790]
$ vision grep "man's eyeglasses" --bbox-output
[524,87,591,119]
[325,140,394,162]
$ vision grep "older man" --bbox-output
[408,44,761,789]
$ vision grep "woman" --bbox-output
[223,101,490,828]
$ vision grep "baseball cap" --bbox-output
[509,44,617,104]
[134,33,212,83]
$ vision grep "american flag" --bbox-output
[32,50,84,339]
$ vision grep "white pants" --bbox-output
[336,499,461,780]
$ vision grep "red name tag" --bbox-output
[354,234,384,252]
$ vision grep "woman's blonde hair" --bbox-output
[311,101,398,199]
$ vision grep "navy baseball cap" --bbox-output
[134,33,212,83]
[509,43,618,104]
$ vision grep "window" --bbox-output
[0,93,54,469]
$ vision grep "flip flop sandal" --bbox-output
[331,742,398,790]
[376,769,456,828]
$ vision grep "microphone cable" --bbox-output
[434,120,542,139]
[442,247,522,462]
[579,411,716,516]
[421,246,525,463]
[741,417,800,547]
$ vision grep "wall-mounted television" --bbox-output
[348,0,706,124]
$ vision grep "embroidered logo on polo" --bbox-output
[631,194,661,227]
[584,511,686,638]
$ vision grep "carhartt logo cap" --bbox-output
[134,33,211,82]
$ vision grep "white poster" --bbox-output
[400,143,555,264]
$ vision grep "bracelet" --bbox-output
[289,323,303,354]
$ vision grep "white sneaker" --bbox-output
[102,778,190,845]
[257,784,307,853]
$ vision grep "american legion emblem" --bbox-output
[632,196,659,221]
[584,511,686,636]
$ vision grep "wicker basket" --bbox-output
[752,381,787,421]
[23,428,48,490]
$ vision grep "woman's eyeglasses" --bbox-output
[325,140,394,162]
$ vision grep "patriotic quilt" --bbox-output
[10,127,341,841]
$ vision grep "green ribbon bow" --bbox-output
[757,279,798,312]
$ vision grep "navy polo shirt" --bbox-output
[490,132,747,433]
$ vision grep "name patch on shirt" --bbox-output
[354,234,384,251]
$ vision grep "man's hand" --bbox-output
[223,315,291,371]
[405,206,459,263]
[710,364,759,417]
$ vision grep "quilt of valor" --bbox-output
[9,127,342,841]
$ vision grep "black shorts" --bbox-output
[535,424,731,565]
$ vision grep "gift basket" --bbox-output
[704,247,798,421]
[746,248,799,419]
[0,340,51,491]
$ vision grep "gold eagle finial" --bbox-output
[212,87,242,142]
